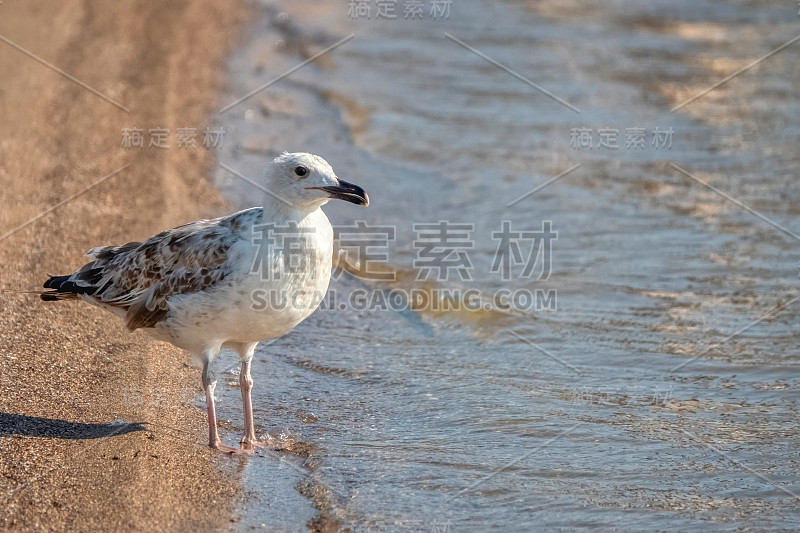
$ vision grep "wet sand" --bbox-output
[0,1,250,530]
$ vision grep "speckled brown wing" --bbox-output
[42,209,260,331]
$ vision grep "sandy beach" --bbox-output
[3,0,800,530]
[0,1,250,530]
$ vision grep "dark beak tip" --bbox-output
[333,180,369,207]
[311,181,369,206]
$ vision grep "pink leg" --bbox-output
[202,356,237,453]
[239,358,265,451]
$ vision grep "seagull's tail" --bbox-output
[41,274,91,301]
[41,241,140,303]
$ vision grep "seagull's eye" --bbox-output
[294,166,308,177]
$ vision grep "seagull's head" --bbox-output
[266,152,369,211]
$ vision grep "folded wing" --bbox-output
[42,209,260,330]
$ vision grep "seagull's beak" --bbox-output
[307,180,369,206]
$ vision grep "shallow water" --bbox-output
[210,0,800,530]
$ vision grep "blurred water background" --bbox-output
[209,0,800,530]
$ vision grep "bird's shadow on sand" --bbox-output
[0,412,145,439]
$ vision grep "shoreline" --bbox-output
[0,1,252,530]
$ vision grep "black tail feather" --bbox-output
[43,275,71,290]
[40,293,69,301]
[41,274,89,301]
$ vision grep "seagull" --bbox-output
[41,152,369,453]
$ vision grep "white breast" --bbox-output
[150,209,333,352]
